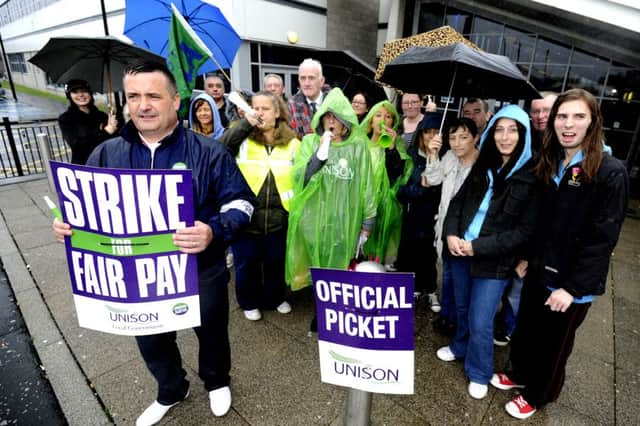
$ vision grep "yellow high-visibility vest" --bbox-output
[236,137,300,211]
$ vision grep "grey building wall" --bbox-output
[326,0,378,66]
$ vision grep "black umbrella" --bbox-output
[378,43,540,100]
[29,36,164,94]
[378,43,540,132]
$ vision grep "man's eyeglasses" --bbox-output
[402,101,420,106]
[352,100,366,105]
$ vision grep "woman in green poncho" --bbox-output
[285,88,376,291]
[360,100,413,265]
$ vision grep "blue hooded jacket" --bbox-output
[188,93,224,139]
[464,105,532,241]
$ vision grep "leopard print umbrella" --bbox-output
[375,26,481,88]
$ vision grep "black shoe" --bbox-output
[493,329,511,346]
[309,315,318,333]
[432,316,456,337]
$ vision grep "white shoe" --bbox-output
[136,391,188,426]
[436,345,456,362]
[243,309,261,321]
[385,262,398,272]
[468,381,488,399]
[276,301,292,314]
[226,252,234,268]
[427,293,441,313]
[209,386,232,417]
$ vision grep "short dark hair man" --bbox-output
[53,60,255,425]
[463,98,491,134]
[204,74,234,128]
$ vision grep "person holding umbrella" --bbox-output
[428,117,480,336]
[395,113,443,312]
[58,79,118,165]
[436,104,537,400]
[492,89,628,420]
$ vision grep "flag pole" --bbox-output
[171,3,235,90]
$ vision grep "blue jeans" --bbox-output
[504,276,523,336]
[449,257,508,384]
[440,256,456,323]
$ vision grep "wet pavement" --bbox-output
[0,178,638,425]
[0,265,66,425]
[0,93,66,122]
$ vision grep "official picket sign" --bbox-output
[310,268,414,394]
[50,161,200,336]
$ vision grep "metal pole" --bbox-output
[3,116,23,176]
[36,133,56,195]
[345,389,371,426]
[100,0,109,36]
[0,32,18,100]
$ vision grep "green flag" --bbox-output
[167,3,212,101]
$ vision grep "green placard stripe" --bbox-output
[70,229,177,256]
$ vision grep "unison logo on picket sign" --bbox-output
[105,305,160,323]
[330,350,400,384]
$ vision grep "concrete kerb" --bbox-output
[0,209,111,425]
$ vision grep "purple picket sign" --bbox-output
[311,268,414,351]
[50,161,199,306]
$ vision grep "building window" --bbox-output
[8,53,27,73]
[566,49,610,96]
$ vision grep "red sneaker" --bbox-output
[491,373,524,390]
[505,394,536,419]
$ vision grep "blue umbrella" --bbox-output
[124,0,241,73]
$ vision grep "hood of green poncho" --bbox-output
[360,100,400,137]
[311,88,359,137]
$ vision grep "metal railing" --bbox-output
[0,116,70,180]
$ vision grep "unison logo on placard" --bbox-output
[330,350,400,384]
[105,305,160,323]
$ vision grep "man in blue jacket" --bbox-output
[53,60,254,425]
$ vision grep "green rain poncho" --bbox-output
[359,100,413,263]
[285,88,376,290]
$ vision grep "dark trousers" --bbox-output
[396,236,437,294]
[508,278,590,408]
[232,230,287,310]
[135,276,231,405]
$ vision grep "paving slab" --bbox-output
[22,243,70,299]
[556,347,615,424]
[38,336,110,425]
[1,252,35,293]
[91,356,156,424]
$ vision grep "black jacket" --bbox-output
[444,161,538,279]
[58,105,112,165]
[530,154,628,298]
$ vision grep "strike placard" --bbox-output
[50,161,200,336]
[310,268,414,394]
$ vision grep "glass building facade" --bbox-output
[413,1,640,178]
